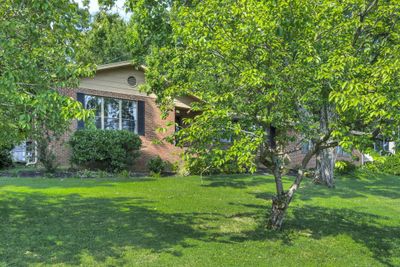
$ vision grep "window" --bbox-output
[83,94,138,133]
[85,95,102,128]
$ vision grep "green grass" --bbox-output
[0,171,399,266]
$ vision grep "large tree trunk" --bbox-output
[315,147,335,188]
[315,95,335,187]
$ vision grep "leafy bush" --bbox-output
[364,153,400,176]
[147,156,166,175]
[335,160,357,175]
[183,156,249,175]
[37,138,58,173]
[69,129,141,172]
[118,170,130,178]
[0,146,13,169]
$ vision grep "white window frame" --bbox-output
[85,95,138,133]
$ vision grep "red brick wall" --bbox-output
[55,88,183,171]
[285,139,361,169]
[287,148,361,169]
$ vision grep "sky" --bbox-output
[76,0,132,20]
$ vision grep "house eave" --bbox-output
[96,61,147,72]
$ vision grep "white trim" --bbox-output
[84,93,138,133]
[96,61,147,72]
[101,98,105,129]
[134,101,138,133]
[119,100,122,130]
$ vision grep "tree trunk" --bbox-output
[265,123,330,230]
[267,169,305,230]
[315,94,335,187]
[268,193,290,230]
[267,130,331,230]
[315,147,335,187]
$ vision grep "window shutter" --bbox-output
[137,100,145,136]
[77,93,85,129]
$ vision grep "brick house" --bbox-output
[12,60,361,170]
[53,61,197,170]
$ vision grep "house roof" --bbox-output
[97,61,147,72]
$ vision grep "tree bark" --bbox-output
[315,93,335,187]
[315,147,335,188]
[268,193,289,230]
[268,169,304,230]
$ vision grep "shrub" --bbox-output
[0,146,13,169]
[183,156,249,175]
[37,138,58,173]
[364,153,400,176]
[69,129,141,172]
[147,156,166,175]
[380,154,400,175]
[118,170,130,178]
[335,160,357,175]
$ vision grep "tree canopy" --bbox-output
[77,11,132,65]
[142,0,400,228]
[125,0,178,64]
[0,0,92,148]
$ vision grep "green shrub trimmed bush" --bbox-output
[147,156,166,175]
[335,160,357,175]
[69,129,141,172]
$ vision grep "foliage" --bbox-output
[147,156,166,175]
[141,0,400,228]
[334,160,357,175]
[69,129,142,172]
[125,0,175,64]
[0,146,13,169]
[183,155,249,175]
[364,153,400,176]
[77,11,132,65]
[37,140,58,173]
[0,0,93,160]
[33,90,90,172]
[118,169,131,178]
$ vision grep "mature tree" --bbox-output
[143,0,400,229]
[0,0,92,168]
[125,0,174,64]
[77,11,132,65]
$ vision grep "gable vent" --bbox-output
[127,76,137,87]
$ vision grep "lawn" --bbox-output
[0,172,399,266]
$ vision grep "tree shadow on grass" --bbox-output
[202,175,274,189]
[298,172,400,201]
[287,206,400,267]
[0,192,207,266]
[226,203,400,267]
